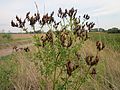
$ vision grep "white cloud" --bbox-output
[88,0,120,16]
[0,0,120,32]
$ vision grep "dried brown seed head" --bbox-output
[91,68,96,74]
[60,32,72,48]
[85,55,94,66]
[66,61,73,76]
[83,14,90,20]
[26,12,30,19]
[11,20,16,27]
[66,61,78,76]
[24,47,30,52]
[96,41,105,51]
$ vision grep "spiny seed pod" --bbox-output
[86,22,95,30]
[73,9,77,19]
[96,41,105,51]
[16,15,21,23]
[58,8,67,18]
[41,12,54,25]
[51,11,54,17]
[46,30,54,44]
[35,13,40,21]
[29,16,36,26]
[91,68,96,74]
[74,25,81,32]
[11,20,16,27]
[11,20,19,27]
[22,19,26,27]
[65,9,67,14]
[12,15,26,28]
[91,55,99,66]
[85,55,94,65]
[66,61,73,76]
[41,35,47,47]
[60,31,68,43]
[48,16,54,24]
[85,55,100,66]
[66,37,72,48]
[13,46,17,51]
[90,68,97,78]
[60,31,72,48]
[26,12,30,19]
[24,47,30,52]
[15,23,18,27]
[74,18,80,26]
[84,30,89,41]
[53,21,60,29]
[58,8,62,14]
[83,14,90,20]
[68,8,74,18]
[66,61,79,76]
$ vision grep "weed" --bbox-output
[10,6,107,90]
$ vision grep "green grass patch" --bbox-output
[89,32,120,52]
[0,54,17,90]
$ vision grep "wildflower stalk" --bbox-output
[76,66,92,90]
[70,17,72,31]
[62,75,70,90]
[11,7,97,90]
[53,52,60,90]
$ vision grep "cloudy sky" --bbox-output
[0,0,120,32]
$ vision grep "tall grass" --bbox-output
[89,32,120,52]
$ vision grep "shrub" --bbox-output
[11,5,105,90]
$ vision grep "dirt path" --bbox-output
[0,43,33,57]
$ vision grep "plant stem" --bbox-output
[53,52,60,90]
[76,66,91,90]
[62,75,70,90]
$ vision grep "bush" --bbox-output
[10,6,105,90]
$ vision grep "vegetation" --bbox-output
[89,32,120,52]
[0,34,33,50]
[91,27,120,33]
[107,27,120,33]
[0,3,120,90]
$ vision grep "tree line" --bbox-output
[91,27,120,33]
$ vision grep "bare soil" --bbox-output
[0,43,33,57]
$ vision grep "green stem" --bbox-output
[70,17,72,31]
[53,52,60,90]
[76,66,91,90]
[62,75,70,90]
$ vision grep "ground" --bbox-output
[0,32,120,90]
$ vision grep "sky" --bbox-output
[0,0,120,32]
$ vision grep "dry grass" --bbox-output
[11,52,40,90]
[0,38,120,90]
[11,34,34,39]
[80,40,120,90]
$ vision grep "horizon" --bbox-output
[0,0,120,33]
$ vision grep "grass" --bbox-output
[0,32,120,90]
[89,32,120,52]
[0,37,120,90]
[0,34,33,50]
[1,7,120,89]
[0,54,17,90]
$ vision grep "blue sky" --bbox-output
[0,0,120,32]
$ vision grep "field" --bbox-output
[0,32,120,90]
[0,34,34,50]
[89,32,120,52]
